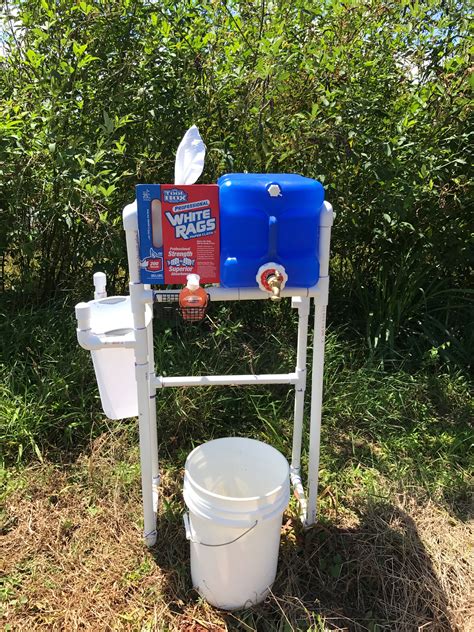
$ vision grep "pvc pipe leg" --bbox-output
[125,216,158,546]
[290,298,310,471]
[131,283,157,548]
[290,298,310,521]
[146,319,160,515]
[306,302,327,526]
[291,385,308,523]
[150,396,159,516]
[136,362,157,547]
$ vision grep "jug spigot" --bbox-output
[256,263,288,300]
[267,271,283,301]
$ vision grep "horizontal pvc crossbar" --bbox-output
[154,372,299,389]
[153,285,322,302]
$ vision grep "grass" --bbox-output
[1,295,473,630]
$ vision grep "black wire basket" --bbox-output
[153,292,210,323]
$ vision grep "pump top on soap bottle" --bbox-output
[185,274,200,291]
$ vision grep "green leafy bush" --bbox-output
[1,0,471,364]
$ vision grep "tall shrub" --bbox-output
[1,0,471,362]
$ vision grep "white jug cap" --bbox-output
[186,273,200,290]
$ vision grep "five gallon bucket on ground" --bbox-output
[183,437,290,610]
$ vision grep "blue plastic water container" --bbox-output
[218,173,325,288]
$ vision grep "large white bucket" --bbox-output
[183,437,290,610]
[89,296,151,419]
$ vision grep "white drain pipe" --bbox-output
[290,296,310,522]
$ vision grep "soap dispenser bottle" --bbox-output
[179,274,208,321]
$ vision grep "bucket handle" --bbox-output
[183,513,258,547]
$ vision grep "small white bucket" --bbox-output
[183,437,290,610]
[89,296,151,419]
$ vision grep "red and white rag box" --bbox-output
[136,183,220,285]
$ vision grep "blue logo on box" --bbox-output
[163,188,188,203]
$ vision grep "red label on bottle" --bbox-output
[161,184,220,284]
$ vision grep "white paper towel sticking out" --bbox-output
[174,125,206,185]
[152,125,205,247]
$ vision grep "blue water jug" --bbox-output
[218,173,325,288]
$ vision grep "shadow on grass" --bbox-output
[151,500,458,632]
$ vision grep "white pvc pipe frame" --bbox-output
[78,200,333,547]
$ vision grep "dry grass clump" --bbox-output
[1,432,472,631]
